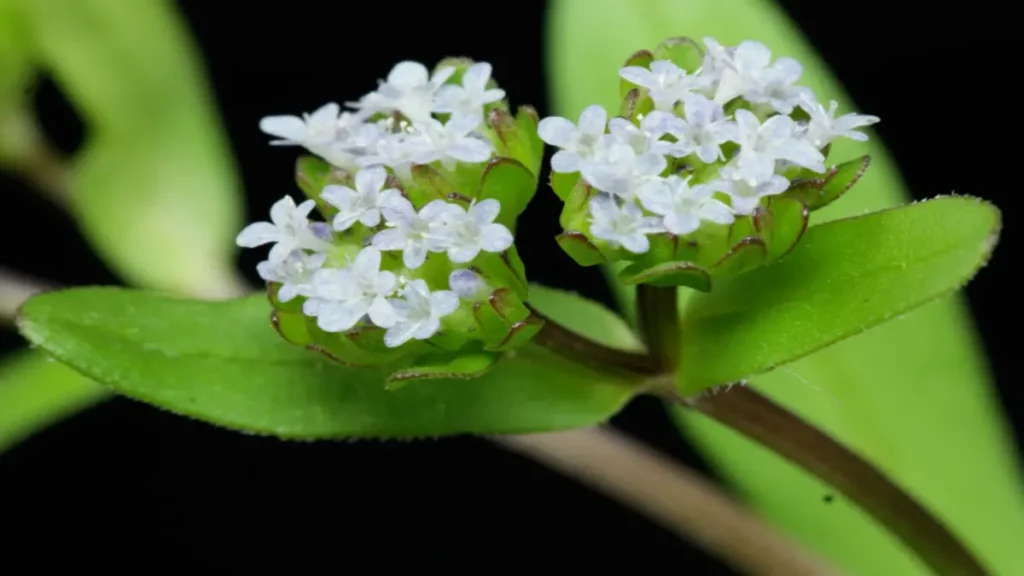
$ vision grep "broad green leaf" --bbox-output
[547,1,1024,573]
[0,349,110,453]
[15,286,639,438]
[680,196,999,392]
[15,0,245,298]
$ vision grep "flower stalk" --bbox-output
[682,386,988,575]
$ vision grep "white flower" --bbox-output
[713,167,791,215]
[405,113,494,170]
[302,246,397,333]
[372,195,461,269]
[730,109,826,185]
[579,138,667,200]
[434,199,514,263]
[700,37,736,84]
[637,175,734,236]
[321,166,400,232]
[799,98,880,148]
[607,111,691,157]
[257,249,327,302]
[384,279,460,348]
[538,104,608,173]
[348,61,455,122]
[618,60,712,111]
[588,194,664,254]
[670,94,737,163]
[354,125,419,180]
[448,268,490,300]
[259,102,359,167]
[236,196,332,266]
[744,58,814,114]
[434,62,506,118]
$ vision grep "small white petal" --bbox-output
[537,117,577,148]
[259,116,308,142]
[478,224,513,253]
[236,222,281,247]
[550,150,581,173]
[577,105,608,136]
[470,198,501,224]
[356,165,387,194]
[371,228,407,251]
[430,290,461,317]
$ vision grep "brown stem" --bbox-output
[528,305,660,376]
[0,111,70,208]
[636,285,681,372]
[1,266,57,325]
[494,426,843,576]
[684,385,987,576]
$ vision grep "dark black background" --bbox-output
[0,1,1015,571]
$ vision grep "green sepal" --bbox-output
[485,315,544,352]
[755,197,810,261]
[653,37,704,73]
[384,350,501,390]
[619,50,655,98]
[410,164,456,205]
[515,105,544,175]
[550,171,580,202]
[710,236,768,278]
[295,155,350,221]
[559,176,596,229]
[489,108,542,179]
[479,157,536,229]
[620,87,654,122]
[618,260,712,291]
[556,231,606,266]
[473,249,529,301]
[781,155,871,211]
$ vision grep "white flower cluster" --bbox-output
[237,60,514,349]
[258,60,505,178]
[539,37,880,254]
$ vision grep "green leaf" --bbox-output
[680,196,1000,392]
[16,287,639,438]
[0,349,110,454]
[16,0,244,298]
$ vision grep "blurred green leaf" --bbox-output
[681,196,1000,393]
[16,286,639,438]
[547,0,1024,573]
[0,349,110,454]
[16,0,245,298]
